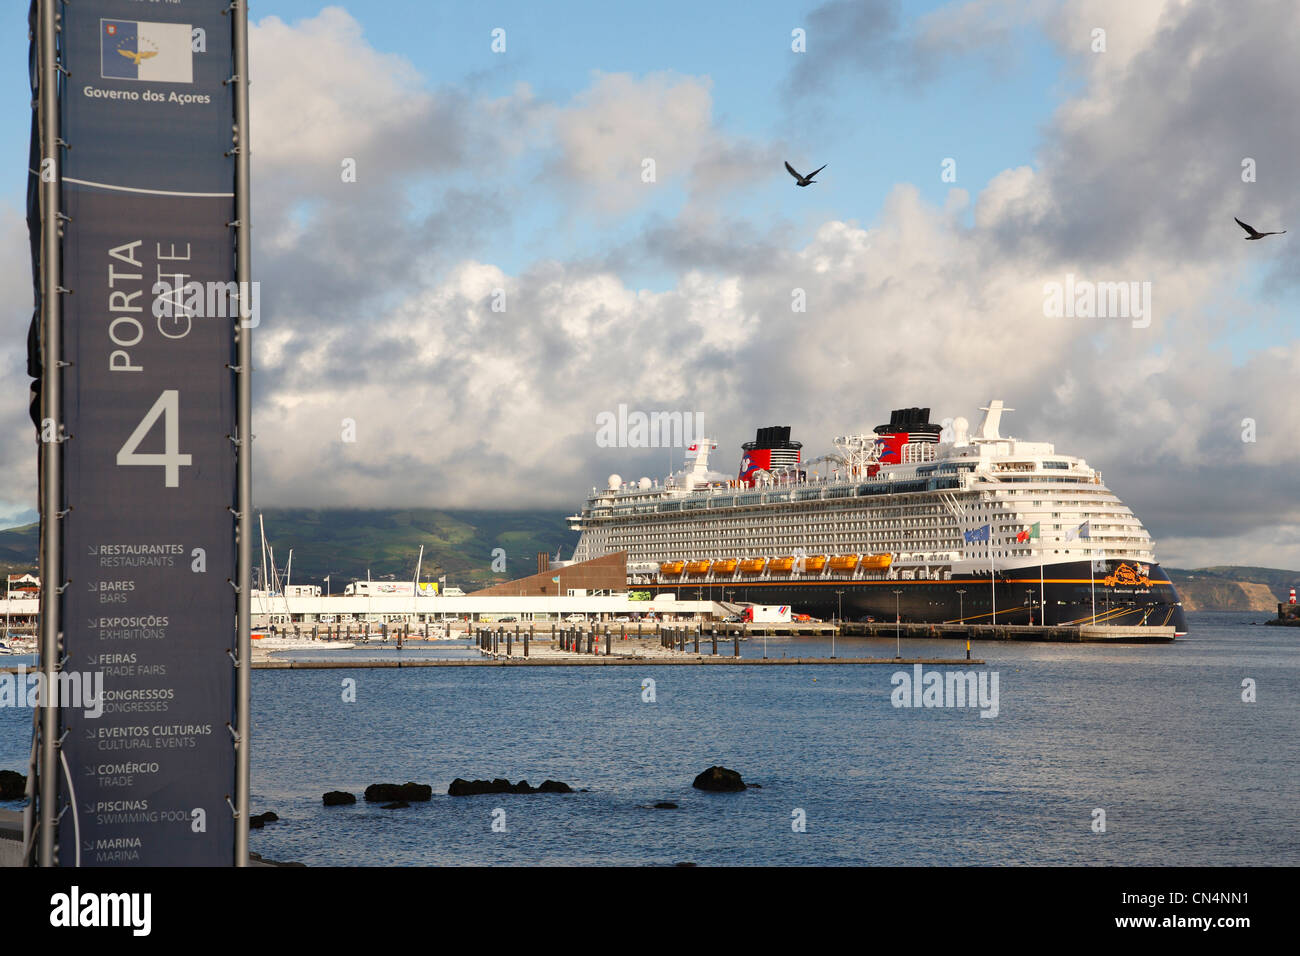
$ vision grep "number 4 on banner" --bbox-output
[116,389,193,487]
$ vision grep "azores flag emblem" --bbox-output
[101,19,193,84]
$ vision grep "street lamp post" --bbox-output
[956,588,967,623]
[892,589,903,659]
[834,590,844,660]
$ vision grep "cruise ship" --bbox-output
[569,401,1186,635]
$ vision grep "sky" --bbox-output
[0,0,1298,569]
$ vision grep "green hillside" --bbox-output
[0,510,579,591]
[1166,566,1298,597]
[253,509,578,590]
[1165,566,1298,612]
[0,522,38,576]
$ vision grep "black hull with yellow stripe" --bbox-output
[647,560,1186,635]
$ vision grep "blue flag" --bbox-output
[964,524,990,543]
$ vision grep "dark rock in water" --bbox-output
[653,802,678,809]
[449,778,495,796]
[322,791,356,806]
[249,812,278,829]
[0,770,26,801]
[260,811,280,822]
[674,861,698,867]
[692,766,745,792]
[746,783,762,789]
[381,801,409,810]
[449,777,574,796]
[365,782,433,803]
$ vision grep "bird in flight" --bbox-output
[117,47,159,66]
[1234,217,1286,240]
[785,161,827,187]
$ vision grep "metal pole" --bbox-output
[233,0,254,868]
[893,590,902,659]
[36,0,62,869]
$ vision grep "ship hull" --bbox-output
[642,560,1186,635]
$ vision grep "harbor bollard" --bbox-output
[694,628,700,654]
[966,638,971,661]
[605,631,611,656]
[712,630,717,655]
[524,631,530,657]
[734,631,740,657]
[312,625,318,640]
[507,630,512,656]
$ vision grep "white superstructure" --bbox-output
[571,400,1156,583]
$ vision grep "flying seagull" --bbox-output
[1234,216,1286,240]
[785,161,827,187]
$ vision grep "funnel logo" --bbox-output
[101,19,193,84]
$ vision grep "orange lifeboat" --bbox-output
[860,553,893,570]
[739,558,767,574]
[804,555,828,572]
[685,560,712,576]
[769,556,795,573]
[829,554,861,571]
[712,558,738,574]
[659,561,684,577]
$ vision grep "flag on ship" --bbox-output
[1066,520,1091,541]
[964,524,990,543]
[1016,522,1040,543]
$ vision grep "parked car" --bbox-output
[497,616,517,623]
[857,615,876,623]
[613,616,631,623]
[723,614,742,623]
[564,614,586,623]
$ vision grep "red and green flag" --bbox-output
[1016,522,1040,543]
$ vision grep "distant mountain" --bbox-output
[1165,566,1298,612]
[0,522,38,576]
[0,510,580,591]
[251,509,579,590]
